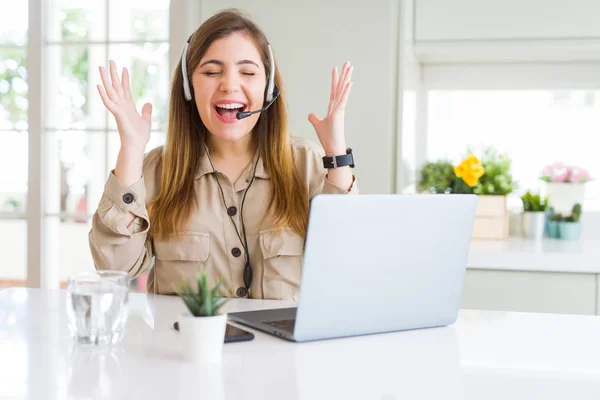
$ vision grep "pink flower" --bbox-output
[541,162,593,183]
[546,162,570,182]
[570,167,592,183]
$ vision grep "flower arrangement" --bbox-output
[418,147,517,196]
[540,162,591,183]
[452,147,517,195]
[454,154,485,187]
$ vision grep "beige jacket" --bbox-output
[89,138,358,300]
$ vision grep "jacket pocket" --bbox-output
[259,228,304,301]
[154,232,210,262]
[152,232,213,294]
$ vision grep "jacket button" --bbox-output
[227,206,237,216]
[231,247,242,257]
[236,287,248,297]
[122,193,134,204]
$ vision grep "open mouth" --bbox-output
[214,103,247,120]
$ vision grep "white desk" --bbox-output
[2,288,600,399]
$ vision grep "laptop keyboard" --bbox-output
[262,319,296,332]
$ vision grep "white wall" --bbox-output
[198,0,403,194]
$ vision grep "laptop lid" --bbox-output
[293,194,477,342]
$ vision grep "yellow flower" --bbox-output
[455,154,485,187]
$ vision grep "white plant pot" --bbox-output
[521,212,546,240]
[179,313,227,364]
[545,182,585,215]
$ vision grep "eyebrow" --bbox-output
[199,59,260,68]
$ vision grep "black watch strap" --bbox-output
[322,148,355,169]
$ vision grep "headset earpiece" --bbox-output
[265,44,276,104]
[182,37,192,101]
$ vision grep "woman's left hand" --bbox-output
[308,61,353,156]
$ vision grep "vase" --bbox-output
[558,222,582,240]
[521,212,546,240]
[545,182,585,215]
[178,313,227,364]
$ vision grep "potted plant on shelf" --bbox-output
[418,160,456,194]
[540,162,591,215]
[173,270,229,364]
[464,147,517,240]
[559,203,583,241]
[520,191,549,240]
[546,208,561,239]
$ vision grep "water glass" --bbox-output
[66,271,130,345]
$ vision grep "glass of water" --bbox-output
[66,271,130,345]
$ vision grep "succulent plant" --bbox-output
[565,203,582,223]
[173,270,228,317]
[521,191,549,212]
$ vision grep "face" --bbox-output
[191,32,267,142]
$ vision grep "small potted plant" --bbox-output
[520,191,549,240]
[558,203,583,240]
[541,162,591,215]
[173,271,229,364]
[546,209,562,239]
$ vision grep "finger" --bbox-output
[109,60,124,97]
[97,84,117,113]
[337,81,353,109]
[330,66,338,101]
[308,112,321,127]
[122,67,132,99]
[141,103,153,120]
[335,62,351,101]
[99,66,119,102]
[327,99,335,116]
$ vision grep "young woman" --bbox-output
[89,9,358,300]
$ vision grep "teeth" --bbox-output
[216,103,245,109]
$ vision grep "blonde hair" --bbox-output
[148,9,309,239]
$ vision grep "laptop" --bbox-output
[229,194,477,342]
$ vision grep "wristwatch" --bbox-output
[322,148,355,169]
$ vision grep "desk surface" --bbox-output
[2,288,600,399]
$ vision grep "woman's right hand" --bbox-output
[97,60,152,152]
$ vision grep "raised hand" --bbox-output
[308,61,354,156]
[97,60,152,152]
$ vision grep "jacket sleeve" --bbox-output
[292,138,358,199]
[88,147,161,279]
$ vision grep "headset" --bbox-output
[180,34,280,297]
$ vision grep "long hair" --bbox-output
[148,9,309,240]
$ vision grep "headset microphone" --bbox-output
[235,87,280,119]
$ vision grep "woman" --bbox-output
[89,9,358,300]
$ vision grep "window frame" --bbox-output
[14,0,194,288]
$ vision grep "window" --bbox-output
[426,90,600,210]
[1,0,175,289]
[0,1,28,289]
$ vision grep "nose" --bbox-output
[219,70,241,93]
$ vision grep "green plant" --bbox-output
[521,191,549,212]
[173,270,228,317]
[473,147,518,195]
[564,203,582,223]
[418,161,456,194]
